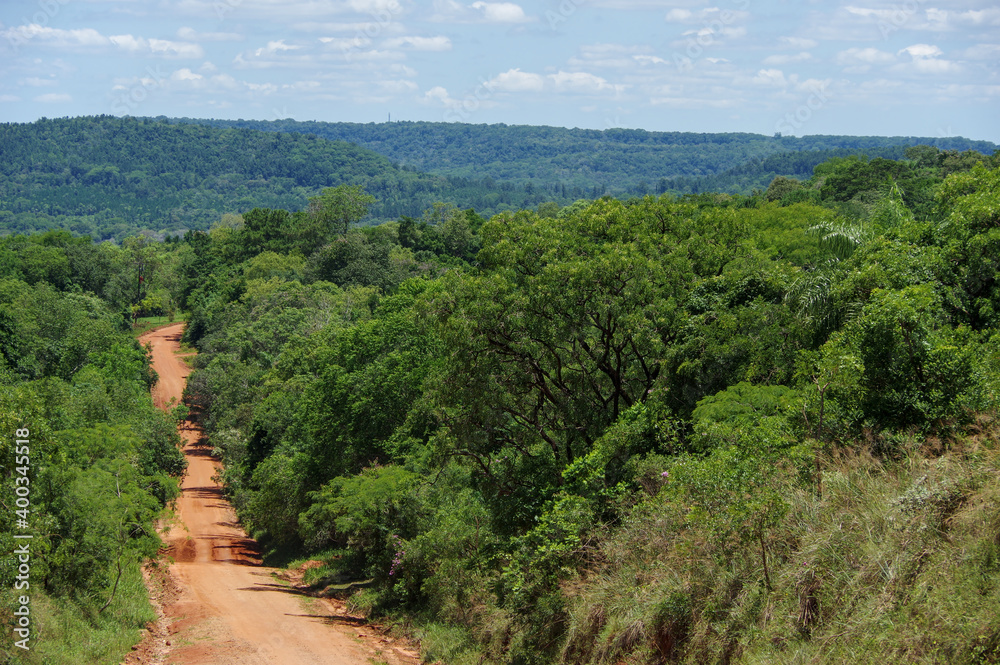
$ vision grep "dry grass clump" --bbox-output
[554,438,1000,665]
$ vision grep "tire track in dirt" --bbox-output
[133,323,419,665]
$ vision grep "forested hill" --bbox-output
[163,116,997,194]
[0,116,576,240]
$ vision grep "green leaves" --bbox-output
[307,184,376,237]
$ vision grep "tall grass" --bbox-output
[1,560,155,665]
[554,440,1000,664]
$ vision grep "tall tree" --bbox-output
[307,184,376,237]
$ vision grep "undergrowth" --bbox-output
[335,429,1000,665]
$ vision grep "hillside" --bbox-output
[0,116,574,240]
[2,116,995,241]
[163,116,997,195]
[3,145,1000,665]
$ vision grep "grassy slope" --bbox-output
[556,431,1000,664]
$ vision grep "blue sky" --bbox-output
[1,0,998,142]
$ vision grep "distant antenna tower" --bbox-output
[388,112,391,123]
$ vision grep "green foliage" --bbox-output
[168,149,1000,665]
[299,465,420,576]
[172,117,996,198]
[819,284,985,432]
[308,184,376,236]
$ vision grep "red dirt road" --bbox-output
[138,323,409,665]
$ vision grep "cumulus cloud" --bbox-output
[254,40,300,57]
[487,68,545,92]
[896,43,960,74]
[752,68,787,86]
[899,43,943,59]
[470,1,530,23]
[549,70,621,94]
[171,68,203,82]
[109,34,145,51]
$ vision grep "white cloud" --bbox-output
[953,8,1000,26]
[247,82,279,94]
[752,68,787,87]
[1,25,107,48]
[176,26,243,42]
[23,77,56,87]
[665,9,692,22]
[109,34,145,51]
[424,85,458,106]
[895,43,960,74]
[488,68,545,92]
[633,55,667,66]
[835,47,896,66]
[0,25,202,57]
[254,40,300,57]
[171,68,203,82]
[762,52,812,66]
[548,70,621,94]
[34,92,72,103]
[383,36,452,51]
[0,95,21,103]
[470,1,530,23]
[778,36,818,49]
[319,36,370,50]
[899,43,943,59]
[149,38,204,58]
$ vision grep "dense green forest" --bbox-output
[175,147,1000,663]
[0,232,187,663]
[3,138,1000,664]
[165,116,997,195]
[0,116,580,240]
